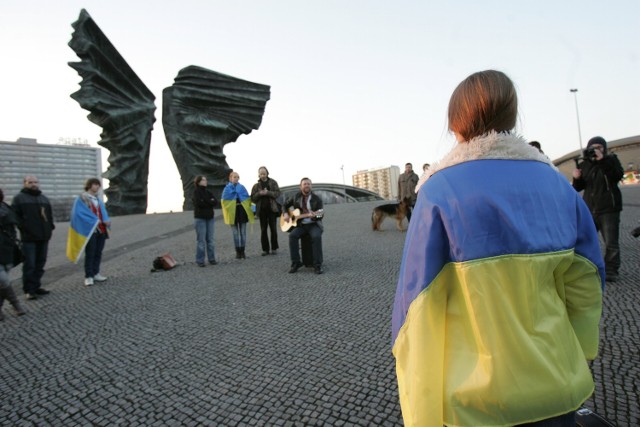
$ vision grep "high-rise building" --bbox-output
[0,138,102,221]
[352,166,400,200]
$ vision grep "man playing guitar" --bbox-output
[282,178,325,274]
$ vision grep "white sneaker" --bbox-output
[84,278,94,286]
[93,274,108,282]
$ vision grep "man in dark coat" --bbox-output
[572,136,624,282]
[11,175,55,299]
[282,178,324,274]
[397,163,419,221]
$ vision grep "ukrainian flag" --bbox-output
[66,197,99,263]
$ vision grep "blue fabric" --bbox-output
[392,159,605,345]
[195,218,215,263]
[222,182,250,202]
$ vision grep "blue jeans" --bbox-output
[84,232,106,278]
[231,222,247,248]
[21,241,49,294]
[195,218,215,263]
[593,211,620,276]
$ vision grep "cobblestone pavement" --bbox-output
[1,187,638,426]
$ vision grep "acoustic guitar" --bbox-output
[280,208,324,232]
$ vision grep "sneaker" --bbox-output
[84,278,94,286]
[262,251,269,256]
[34,288,50,295]
[25,293,38,300]
[93,274,108,282]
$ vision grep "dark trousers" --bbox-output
[21,241,49,294]
[84,232,106,278]
[594,211,621,276]
[289,223,323,266]
[515,411,575,426]
[259,212,279,252]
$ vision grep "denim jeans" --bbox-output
[84,232,106,278]
[231,222,247,248]
[259,212,279,252]
[195,218,215,263]
[593,211,621,276]
[289,223,323,266]
[21,240,48,294]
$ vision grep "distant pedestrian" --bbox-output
[422,163,430,172]
[72,178,111,286]
[11,175,55,300]
[572,136,624,282]
[397,163,419,221]
[221,171,254,259]
[192,175,217,267]
[0,188,26,320]
[250,166,281,256]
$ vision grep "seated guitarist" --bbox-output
[282,177,324,274]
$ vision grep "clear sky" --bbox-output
[1,1,638,213]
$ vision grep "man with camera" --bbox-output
[572,136,624,282]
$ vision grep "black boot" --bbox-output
[4,286,25,316]
[235,247,242,259]
[240,247,246,259]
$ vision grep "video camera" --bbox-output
[583,147,598,162]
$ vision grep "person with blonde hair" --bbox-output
[221,171,254,259]
[392,70,604,426]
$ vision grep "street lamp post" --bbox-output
[569,89,583,152]
[340,165,347,203]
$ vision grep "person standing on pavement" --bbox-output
[392,70,604,427]
[282,178,324,274]
[192,175,217,267]
[250,166,281,256]
[0,188,27,320]
[572,136,624,282]
[11,175,55,300]
[221,171,254,259]
[77,178,111,286]
[397,163,419,222]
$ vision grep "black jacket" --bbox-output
[0,202,19,265]
[250,178,281,216]
[11,188,55,242]
[192,186,217,220]
[572,154,624,215]
[284,191,324,230]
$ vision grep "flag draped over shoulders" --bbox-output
[66,197,99,263]
[221,183,254,225]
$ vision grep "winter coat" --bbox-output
[250,178,281,216]
[0,202,19,265]
[393,132,603,427]
[11,188,55,242]
[572,154,624,215]
[192,186,217,220]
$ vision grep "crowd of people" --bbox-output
[0,69,632,427]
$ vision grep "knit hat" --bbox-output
[587,136,607,150]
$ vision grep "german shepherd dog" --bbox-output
[372,198,410,232]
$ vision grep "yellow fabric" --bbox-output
[66,227,88,263]
[221,199,254,225]
[393,250,602,427]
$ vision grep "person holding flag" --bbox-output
[221,171,254,259]
[66,178,111,286]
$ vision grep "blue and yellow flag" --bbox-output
[66,198,99,263]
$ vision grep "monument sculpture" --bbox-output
[68,9,156,215]
[163,66,271,210]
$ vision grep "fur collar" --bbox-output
[416,132,556,192]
